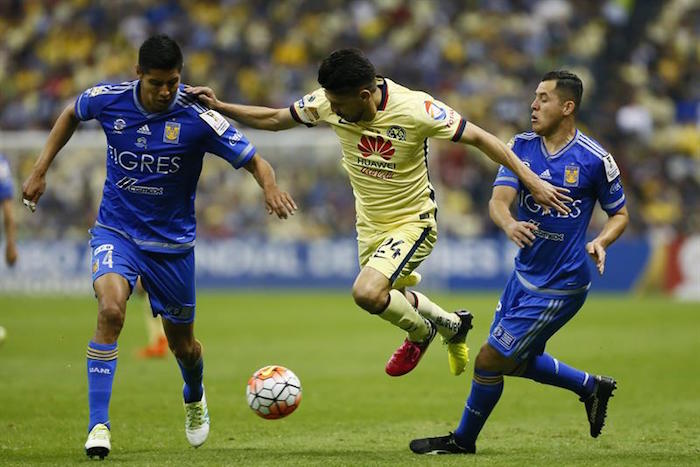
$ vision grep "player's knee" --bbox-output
[351,283,387,314]
[475,343,509,372]
[97,300,126,334]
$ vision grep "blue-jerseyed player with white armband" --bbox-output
[410,71,629,455]
[22,35,297,459]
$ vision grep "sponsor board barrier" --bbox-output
[0,237,649,293]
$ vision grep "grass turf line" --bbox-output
[0,292,698,466]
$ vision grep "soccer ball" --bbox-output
[246,365,302,419]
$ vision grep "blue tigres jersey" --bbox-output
[75,80,256,253]
[494,130,626,293]
[0,154,13,201]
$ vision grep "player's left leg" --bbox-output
[161,319,209,447]
[140,249,208,447]
[353,266,436,376]
[504,291,617,438]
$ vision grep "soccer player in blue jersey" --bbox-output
[410,71,629,455]
[21,35,297,459]
[0,154,18,268]
[0,153,17,350]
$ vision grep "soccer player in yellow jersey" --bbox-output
[187,49,572,377]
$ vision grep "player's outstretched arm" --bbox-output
[185,86,298,131]
[489,185,538,248]
[1,199,17,266]
[243,153,298,219]
[586,205,629,275]
[459,122,573,215]
[21,103,81,211]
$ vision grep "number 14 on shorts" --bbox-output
[94,244,115,270]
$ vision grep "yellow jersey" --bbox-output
[290,77,466,236]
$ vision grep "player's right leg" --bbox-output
[411,279,524,454]
[86,228,140,459]
[410,343,510,455]
[352,266,436,376]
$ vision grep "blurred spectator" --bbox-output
[0,0,697,239]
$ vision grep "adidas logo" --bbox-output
[137,124,151,135]
[539,169,552,180]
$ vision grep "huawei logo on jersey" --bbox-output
[357,135,395,160]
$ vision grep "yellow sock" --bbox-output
[378,289,430,342]
[411,291,460,339]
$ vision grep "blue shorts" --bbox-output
[488,273,587,361]
[89,227,196,324]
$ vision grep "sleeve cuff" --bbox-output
[289,105,314,128]
[451,118,467,142]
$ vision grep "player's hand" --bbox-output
[5,243,17,267]
[505,220,538,248]
[184,85,220,110]
[586,239,606,275]
[21,171,46,212]
[264,186,298,219]
[529,179,572,215]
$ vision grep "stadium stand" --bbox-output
[0,0,697,240]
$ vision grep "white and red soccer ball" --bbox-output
[246,365,302,419]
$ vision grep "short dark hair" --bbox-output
[318,48,376,94]
[138,34,183,73]
[541,70,583,113]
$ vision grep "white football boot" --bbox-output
[85,423,111,459]
[184,386,209,447]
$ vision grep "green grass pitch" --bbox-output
[0,292,698,466]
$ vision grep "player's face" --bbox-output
[137,67,181,113]
[325,89,372,123]
[531,80,566,136]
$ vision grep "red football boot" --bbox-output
[385,320,437,376]
[138,335,169,359]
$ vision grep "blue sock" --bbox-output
[177,357,203,403]
[518,353,595,398]
[86,341,118,432]
[454,369,504,447]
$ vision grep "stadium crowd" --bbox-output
[1,0,697,240]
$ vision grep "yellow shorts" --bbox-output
[358,223,437,286]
